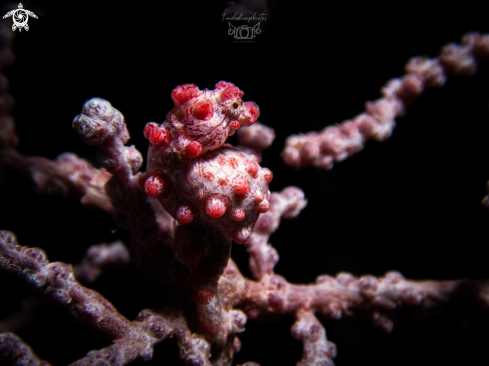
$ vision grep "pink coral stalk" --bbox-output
[282,33,489,169]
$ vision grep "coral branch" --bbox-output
[170,313,212,366]
[0,3,114,213]
[73,240,130,284]
[0,332,51,366]
[1,240,130,334]
[0,231,214,365]
[72,98,142,177]
[245,186,307,279]
[292,311,336,366]
[235,268,489,328]
[236,122,275,162]
[282,32,489,169]
[0,231,133,338]
[217,259,489,364]
[0,230,172,364]
[72,98,177,287]
[0,151,114,211]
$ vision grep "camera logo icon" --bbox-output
[228,22,261,40]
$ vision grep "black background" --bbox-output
[2,0,489,365]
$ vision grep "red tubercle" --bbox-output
[230,120,240,130]
[194,288,214,305]
[231,209,246,222]
[223,143,234,148]
[262,168,273,184]
[145,175,165,197]
[257,201,270,213]
[232,227,252,244]
[144,170,171,198]
[191,99,214,121]
[171,84,200,105]
[149,127,171,150]
[176,204,198,225]
[240,102,260,126]
[143,122,157,139]
[232,177,250,197]
[215,81,235,90]
[220,86,244,102]
[205,194,230,219]
[245,161,259,178]
[182,141,202,157]
[253,190,264,204]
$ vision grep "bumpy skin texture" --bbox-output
[145,146,272,247]
[142,143,272,339]
[148,81,260,158]
[142,82,271,262]
[139,82,270,340]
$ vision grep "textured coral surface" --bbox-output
[2,1,489,366]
